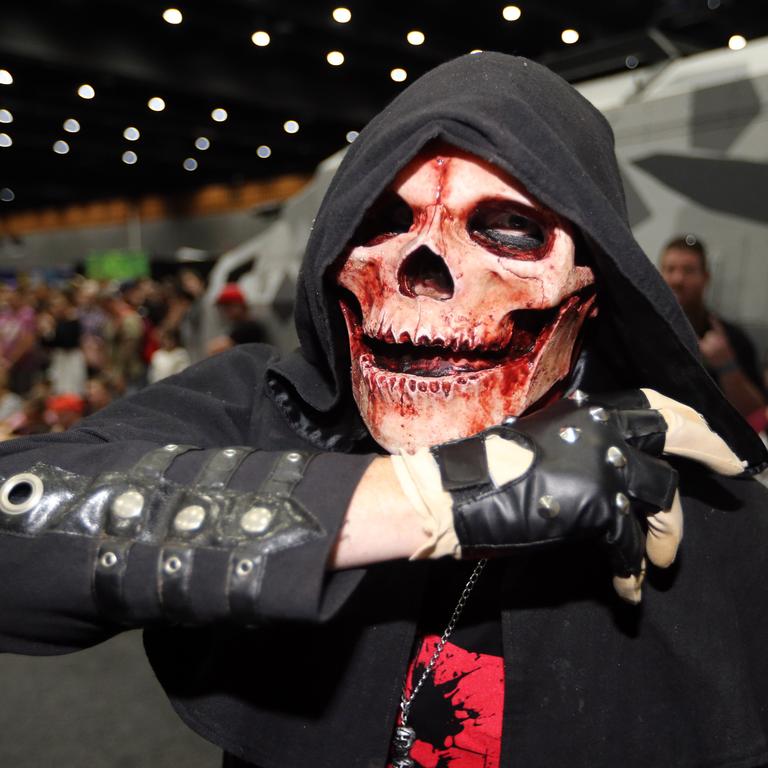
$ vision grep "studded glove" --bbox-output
[392,389,744,603]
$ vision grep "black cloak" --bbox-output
[0,53,767,768]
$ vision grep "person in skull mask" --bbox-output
[0,52,766,768]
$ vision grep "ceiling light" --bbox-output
[502,6,521,21]
[162,8,183,24]
[345,130,359,143]
[0,133,12,147]
[327,51,345,66]
[78,84,95,99]
[123,126,140,141]
[0,188,14,202]
[0,109,12,123]
[390,68,407,83]
[63,118,80,133]
[53,140,70,154]
[0,70,12,85]
[122,150,138,164]
[148,96,166,112]
[251,30,270,47]
[195,136,210,150]
[183,157,198,171]
[332,7,351,23]
[470,49,483,54]
[257,145,272,158]
[728,34,746,50]
[561,28,580,44]
[283,119,299,134]
[211,107,228,122]
[407,30,425,46]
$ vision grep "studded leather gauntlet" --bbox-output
[393,389,744,603]
[0,444,331,632]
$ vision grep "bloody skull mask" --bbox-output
[336,144,597,453]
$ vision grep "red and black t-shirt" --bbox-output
[389,561,504,768]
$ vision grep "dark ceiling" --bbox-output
[1,0,766,211]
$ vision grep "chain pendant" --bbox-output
[391,725,416,768]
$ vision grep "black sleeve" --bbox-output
[0,347,375,656]
[721,320,767,396]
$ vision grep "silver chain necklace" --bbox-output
[391,558,488,768]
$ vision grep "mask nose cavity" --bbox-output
[397,245,455,300]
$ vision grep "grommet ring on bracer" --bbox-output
[0,472,44,515]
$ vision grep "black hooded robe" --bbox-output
[1,53,768,768]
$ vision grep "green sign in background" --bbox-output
[85,250,149,281]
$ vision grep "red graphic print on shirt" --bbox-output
[390,635,504,768]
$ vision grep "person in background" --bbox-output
[206,282,267,356]
[659,234,767,431]
[38,290,87,395]
[0,391,49,439]
[76,279,110,377]
[148,328,191,383]
[45,392,85,432]
[103,283,146,392]
[83,375,116,416]
[0,284,41,395]
[176,269,207,364]
[0,367,22,422]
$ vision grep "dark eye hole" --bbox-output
[469,203,546,256]
[350,192,413,247]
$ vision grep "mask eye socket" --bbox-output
[469,202,547,257]
[350,192,413,247]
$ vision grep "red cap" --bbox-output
[215,283,246,305]
[47,393,85,414]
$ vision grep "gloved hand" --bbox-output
[391,389,744,603]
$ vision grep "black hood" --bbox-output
[268,51,767,472]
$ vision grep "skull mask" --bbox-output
[336,144,597,453]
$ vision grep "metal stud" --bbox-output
[164,444,178,451]
[235,559,254,576]
[589,406,609,423]
[538,495,561,518]
[286,452,302,463]
[569,389,588,406]
[606,446,627,468]
[503,415,518,426]
[99,551,118,568]
[559,426,581,444]
[111,490,144,520]
[240,505,274,534]
[615,492,630,514]
[174,504,206,532]
[222,448,237,458]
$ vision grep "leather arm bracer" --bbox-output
[0,444,325,629]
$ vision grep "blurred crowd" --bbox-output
[0,269,210,440]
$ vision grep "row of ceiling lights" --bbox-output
[160,4,748,52]
[0,94,361,201]
[0,4,753,203]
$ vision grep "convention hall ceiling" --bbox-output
[1,0,766,210]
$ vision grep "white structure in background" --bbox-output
[207,37,768,363]
[202,151,345,352]
[579,36,768,363]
